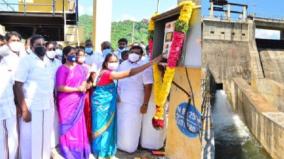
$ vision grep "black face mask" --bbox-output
[34,46,46,57]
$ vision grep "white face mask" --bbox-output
[46,51,56,59]
[128,53,141,63]
[9,42,23,53]
[77,56,86,63]
[55,49,63,56]
[107,62,119,71]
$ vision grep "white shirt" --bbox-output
[85,52,104,71]
[44,57,61,83]
[118,60,153,105]
[114,48,126,60]
[0,57,16,120]
[0,47,23,120]
[15,53,54,110]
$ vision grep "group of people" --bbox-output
[0,32,166,159]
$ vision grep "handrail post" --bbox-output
[52,0,56,16]
[23,0,26,15]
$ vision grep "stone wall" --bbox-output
[225,78,284,159]
[202,39,251,83]
[259,49,284,84]
[256,79,284,112]
[202,20,251,84]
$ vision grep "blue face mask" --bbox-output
[67,55,76,62]
[102,48,112,58]
[85,47,93,55]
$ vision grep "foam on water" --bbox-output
[213,90,271,159]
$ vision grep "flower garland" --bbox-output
[150,1,196,129]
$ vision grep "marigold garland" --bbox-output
[150,1,196,129]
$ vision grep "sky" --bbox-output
[202,0,284,18]
[202,0,284,39]
[79,0,177,21]
[77,0,284,39]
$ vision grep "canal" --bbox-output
[213,90,271,159]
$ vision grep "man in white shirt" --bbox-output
[45,41,61,152]
[0,31,26,159]
[117,45,165,153]
[14,35,54,159]
[84,39,103,71]
[114,38,128,60]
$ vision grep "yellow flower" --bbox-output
[151,1,196,120]
[179,15,191,23]
[153,66,176,119]
[178,1,195,7]
[148,19,155,31]
[156,67,175,106]
[153,64,162,104]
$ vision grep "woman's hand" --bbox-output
[77,85,86,92]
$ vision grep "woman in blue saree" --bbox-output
[91,52,162,158]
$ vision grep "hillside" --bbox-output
[79,15,149,49]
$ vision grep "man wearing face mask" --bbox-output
[14,34,54,159]
[114,38,128,60]
[0,32,25,71]
[45,41,61,152]
[101,41,112,59]
[45,41,61,69]
[84,39,104,71]
[0,36,19,159]
[117,45,165,153]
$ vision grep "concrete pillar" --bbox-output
[227,4,231,20]
[243,6,247,21]
[93,0,112,51]
[281,31,284,40]
[210,1,214,18]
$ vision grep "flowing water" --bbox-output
[213,90,271,159]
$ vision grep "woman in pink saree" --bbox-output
[56,46,90,159]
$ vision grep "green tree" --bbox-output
[79,15,149,49]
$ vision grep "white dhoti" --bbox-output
[50,105,59,148]
[0,116,18,159]
[117,95,166,153]
[117,102,142,153]
[140,95,166,150]
[19,109,52,159]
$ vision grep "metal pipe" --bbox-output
[23,0,26,15]
[52,0,56,16]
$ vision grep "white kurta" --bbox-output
[85,52,103,70]
[117,60,165,153]
[45,58,61,149]
[15,53,54,159]
[0,55,19,159]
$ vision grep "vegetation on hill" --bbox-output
[79,15,149,49]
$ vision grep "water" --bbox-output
[213,90,271,159]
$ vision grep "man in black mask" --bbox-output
[14,34,54,159]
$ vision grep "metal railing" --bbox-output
[0,0,77,16]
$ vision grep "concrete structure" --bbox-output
[93,0,112,51]
[203,5,284,159]
[0,0,79,44]
[225,78,284,159]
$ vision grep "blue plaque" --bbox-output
[175,102,202,138]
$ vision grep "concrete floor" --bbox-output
[116,149,166,159]
[52,148,166,159]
